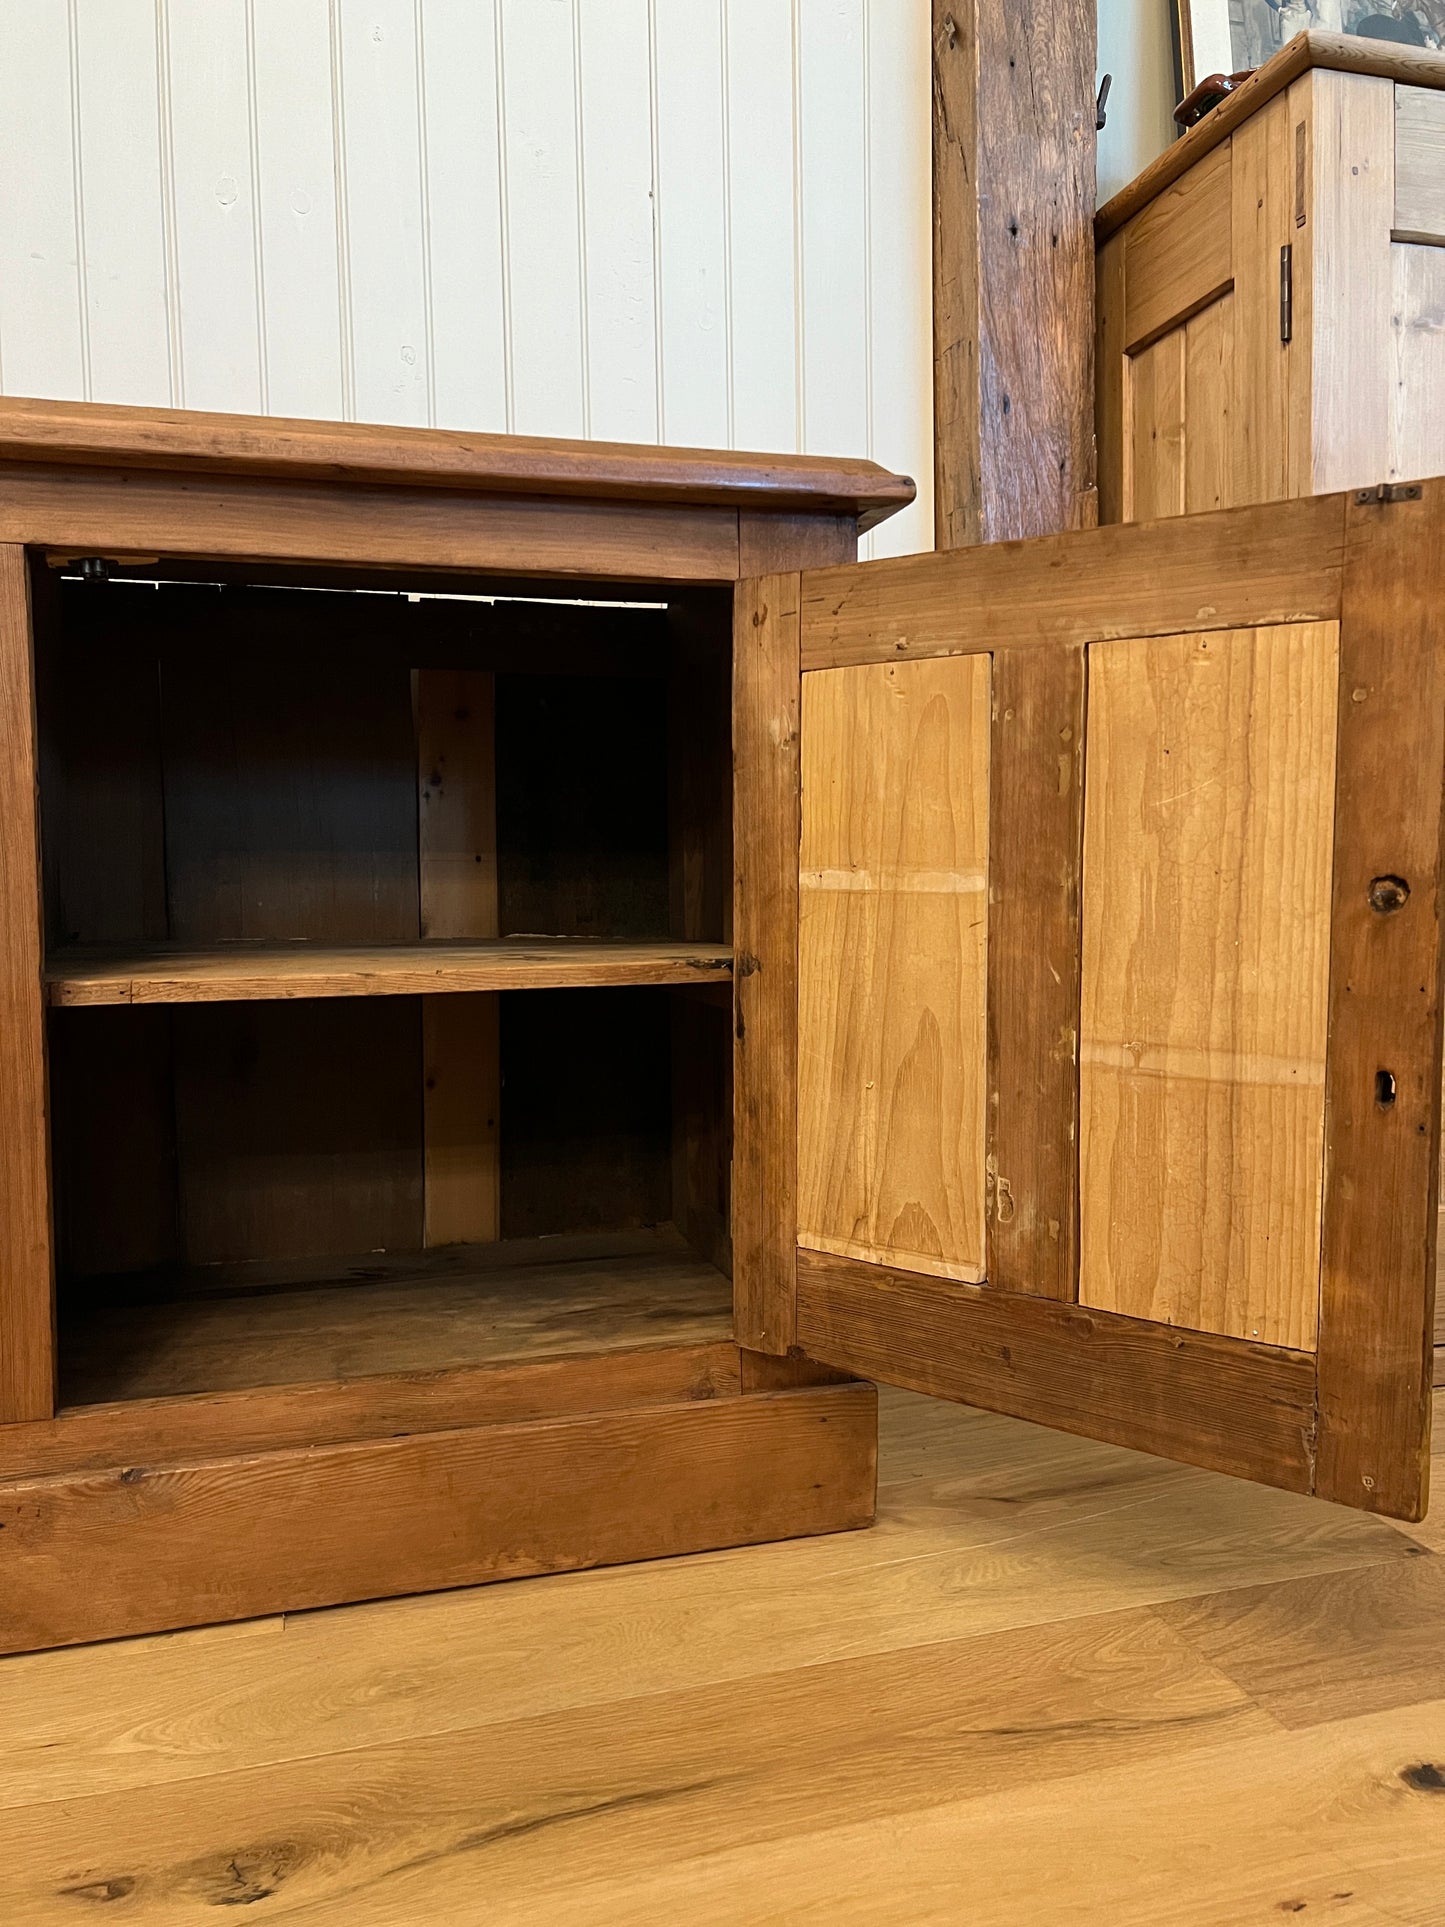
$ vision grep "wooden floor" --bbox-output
[3,1389,1444,1925]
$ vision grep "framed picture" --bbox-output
[1176,1,1445,94]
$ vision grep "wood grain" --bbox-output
[0,546,54,1422]
[0,394,914,529]
[3,1342,743,1483]
[1230,90,1296,507]
[1394,83,1445,243]
[1158,1555,1445,1732]
[798,657,989,1283]
[796,1247,1317,1490]
[1079,622,1339,1351]
[737,513,857,575]
[732,573,801,1352]
[158,649,419,944]
[39,614,168,945]
[1095,232,1126,525]
[931,0,1096,546]
[418,667,501,1248]
[1183,292,1235,514]
[45,939,734,1005]
[169,998,424,1266]
[1124,328,1185,521]
[47,1005,178,1280]
[1097,30,1445,240]
[0,1603,1276,1920]
[0,464,744,585]
[1122,137,1233,353]
[986,645,1084,1300]
[801,490,1345,671]
[0,1388,1412,1822]
[1315,485,1445,1520]
[59,1242,734,1404]
[1309,69,1395,496]
[0,1383,877,1655]
[422,994,501,1249]
[417,669,498,942]
[1389,243,1445,487]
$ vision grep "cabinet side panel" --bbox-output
[1390,243,1445,486]
[798,656,990,1283]
[1394,84,1445,243]
[733,573,801,1351]
[0,548,54,1420]
[1310,71,1395,495]
[1080,622,1338,1351]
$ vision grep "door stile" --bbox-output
[733,571,803,1355]
[0,546,56,1422]
[1315,482,1445,1518]
[986,642,1087,1299]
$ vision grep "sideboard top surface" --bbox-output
[1097,30,1445,241]
[0,395,915,534]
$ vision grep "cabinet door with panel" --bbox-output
[739,485,1445,1522]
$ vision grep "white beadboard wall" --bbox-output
[0,0,933,558]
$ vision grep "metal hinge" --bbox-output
[1355,483,1423,505]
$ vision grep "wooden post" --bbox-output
[932,0,1098,548]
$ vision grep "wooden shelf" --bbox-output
[59,1231,734,1404]
[45,937,733,1007]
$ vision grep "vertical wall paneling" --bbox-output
[797,1,869,478]
[250,0,346,420]
[418,0,508,433]
[653,0,730,449]
[723,0,797,459]
[0,2,932,554]
[863,0,931,558]
[499,0,586,437]
[72,0,174,405]
[335,0,429,426]
[163,0,264,413]
[0,0,85,400]
[577,0,657,444]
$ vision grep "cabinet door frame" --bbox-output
[747,486,1445,1521]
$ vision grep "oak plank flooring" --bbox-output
[0,1390,1439,1923]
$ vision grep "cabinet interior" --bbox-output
[35,562,735,1408]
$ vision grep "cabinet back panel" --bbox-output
[49,1006,179,1279]
[171,999,426,1264]
[496,675,671,940]
[161,655,420,944]
[500,988,672,1240]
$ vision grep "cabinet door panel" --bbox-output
[788,488,1445,1520]
[798,656,990,1281]
[1079,620,1338,1351]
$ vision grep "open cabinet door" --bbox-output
[733,485,1445,1520]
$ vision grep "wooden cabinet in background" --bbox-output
[1096,32,1445,523]
[1,401,1444,1653]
